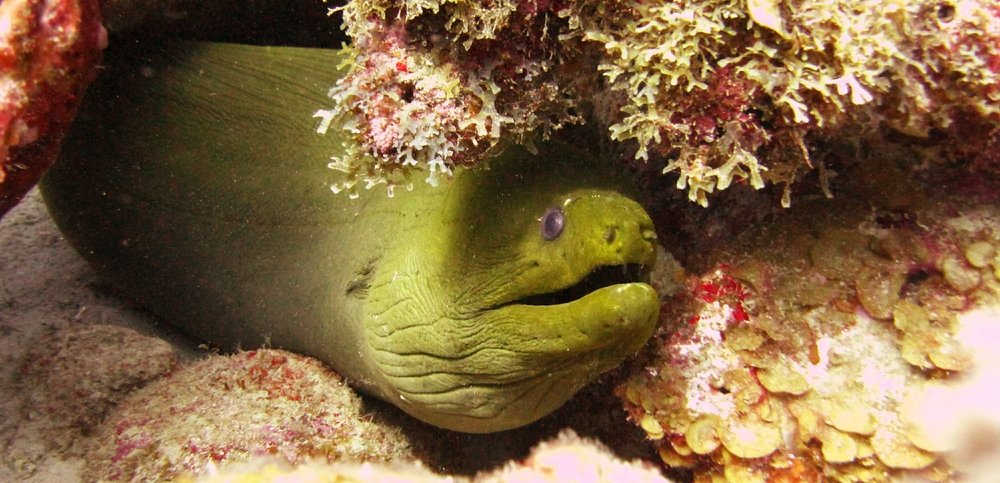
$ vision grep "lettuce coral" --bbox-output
[617,142,1000,482]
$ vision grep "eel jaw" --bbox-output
[365,261,661,433]
[382,264,660,433]
[510,262,653,307]
[389,266,661,433]
[393,280,661,433]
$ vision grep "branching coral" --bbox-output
[564,0,771,207]
[316,0,586,196]
[564,0,1000,205]
[325,0,1000,205]
[314,23,483,196]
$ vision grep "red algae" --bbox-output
[0,0,104,218]
[327,0,1000,208]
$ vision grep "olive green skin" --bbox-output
[41,42,660,433]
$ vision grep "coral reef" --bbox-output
[0,0,105,219]
[322,0,1000,205]
[615,139,1000,482]
[178,430,673,483]
[84,349,413,482]
[314,0,590,196]
[4,1,1000,480]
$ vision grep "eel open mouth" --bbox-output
[515,263,652,306]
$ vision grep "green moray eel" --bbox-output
[41,42,660,433]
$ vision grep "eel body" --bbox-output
[41,42,660,433]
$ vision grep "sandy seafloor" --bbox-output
[0,189,203,482]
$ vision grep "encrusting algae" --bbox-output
[84,349,412,482]
[622,141,1000,482]
[318,0,999,206]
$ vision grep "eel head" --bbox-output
[364,141,660,433]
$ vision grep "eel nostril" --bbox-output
[603,227,617,243]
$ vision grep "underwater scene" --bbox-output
[2,0,1000,482]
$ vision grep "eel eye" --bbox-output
[540,207,565,241]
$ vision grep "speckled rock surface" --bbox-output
[2,322,176,479]
[84,348,414,482]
